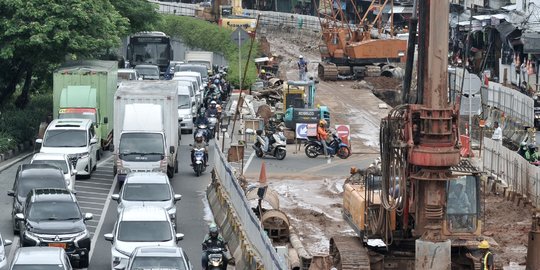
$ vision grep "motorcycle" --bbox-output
[304,132,351,159]
[191,147,206,177]
[205,247,226,270]
[207,114,218,139]
[247,129,287,160]
[194,124,211,142]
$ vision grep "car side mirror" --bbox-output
[90,138,98,145]
[7,190,14,197]
[84,213,93,221]
[3,239,12,247]
[174,194,182,202]
[175,233,184,242]
[35,138,43,144]
[15,213,25,221]
[169,146,175,154]
[104,117,109,124]
[104,233,114,242]
[111,194,120,201]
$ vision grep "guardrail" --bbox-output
[481,82,534,127]
[482,137,540,209]
[211,140,286,269]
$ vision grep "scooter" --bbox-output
[304,132,351,159]
[191,147,206,177]
[194,124,211,142]
[205,247,226,270]
[247,129,287,160]
[207,114,218,139]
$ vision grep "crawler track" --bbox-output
[330,236,371,270]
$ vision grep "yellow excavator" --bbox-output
[195,0,257,33]
[332,1,497,269]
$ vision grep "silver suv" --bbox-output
[104,206,184,269]
[112,172,181,227]
[10,247,73,270]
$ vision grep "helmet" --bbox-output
[214,79,220,84]
[210,101,217,105]
[521,141,527,146]
[209,223,218,238]
[529,144,536,150]
[261,69,266,74]
[299,55,303,59]
[350,167,358,174]
[195,135,203,143]
[319,119,327,127]
[478,240,490,249]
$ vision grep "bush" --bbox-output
[0,92,52,151]
[158,15,259,88]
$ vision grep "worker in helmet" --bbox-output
[259,69,268,80]
[317,119,333,157]
[466,240,494,270]
[298,55,308,81]
[525,144,539,163]
[201,223,228,269]
[517,141,528,158]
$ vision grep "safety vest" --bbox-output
[482,251,492,270]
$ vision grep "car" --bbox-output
[174,64,209,83]
[120,246,193,270]
[134,64,160,80]
[0,234,12,270]
[104,206,184,269]
[174,79,200,111]
[173,77,202,107]
[9,247,73,270]
[165,61,185,80]
[30,153,76,192]
[8,164,69,234]
[176,85,195,133]
[118,68,140,81]
[36,118,99,177]
[111,172,182,227]
[16,188,93,268]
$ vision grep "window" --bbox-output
[446,175,478,232]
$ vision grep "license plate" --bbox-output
[48,243,66,249]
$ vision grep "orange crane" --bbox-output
[317,0,407,80]
[332,1,497,269]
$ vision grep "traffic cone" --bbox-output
[259,161,267,186]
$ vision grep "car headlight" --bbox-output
[114,247,131,257]
[167,207,177,219]
[24,231,40,244]
[74,229,89,242]
[117,168,131,175]
[78,152,89,159]
[112,256,122,267]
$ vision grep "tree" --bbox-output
[110,0,161,33]
[0,0,128,107]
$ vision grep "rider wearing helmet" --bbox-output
[201,223,228,270]
[317,119,333,157]
[206,101,219,117]
[191,133,208,166]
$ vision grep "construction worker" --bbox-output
[259,69,268,80]
[466,240,494,270]
[517,141,528,158]
[491,121,502,143]
[525,144,539,163]
[317,119,332,157]
[297,55,308,81]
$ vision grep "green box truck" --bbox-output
[53,60,117,153]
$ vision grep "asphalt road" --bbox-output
[0,133,214,269]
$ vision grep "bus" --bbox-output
[127,31,173,74]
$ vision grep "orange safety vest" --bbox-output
[482,251,492,270]
[317,126,327,140]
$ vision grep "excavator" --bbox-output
[195,0,257,33]
[317,0,408,80]
[332,1,496,269]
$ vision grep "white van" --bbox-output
[173,76,202,108]
[173,78,199,109]
[177,84,194,133]
[36,119,99,177]
[173,71,204,100]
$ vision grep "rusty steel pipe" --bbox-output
[526,213,540,270]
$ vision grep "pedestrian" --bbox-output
[297,55,308,81]
[491,121,502,143]
[466,240,494,270]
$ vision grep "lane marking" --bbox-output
[77,181,112,187]
[243,152,256,175]
[76,195,108,201]
[76,186,111,191]
[76,190,109,196]
[7,236,19,265]
[78,200,106,206]
[88,171,117,261]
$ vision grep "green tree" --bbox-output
[110,0,161,33]
[0,0,128,107]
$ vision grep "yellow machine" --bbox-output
[195,0,257,33]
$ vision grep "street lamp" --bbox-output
[220,124,229,153]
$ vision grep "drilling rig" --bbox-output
[333,1,496,269]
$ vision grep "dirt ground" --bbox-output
[259,26,532,269]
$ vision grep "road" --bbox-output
[0,134,214,269]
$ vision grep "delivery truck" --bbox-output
[112,81,179,181]
[53,60,117,153]
[184,51,214,72]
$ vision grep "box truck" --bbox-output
[184,51,214,72]
[113,81,179,181]
[53,60,117,152]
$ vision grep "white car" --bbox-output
[36,119,99,177]
[104,206,183,270]
[30,153,76,191]
[111,172,181,227]
[0,233,12,269]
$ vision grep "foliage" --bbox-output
[110,0,161,33]
[0,133,17,154]
[0,0,129,106]
[158,15,259,88]
[0,92,52,151]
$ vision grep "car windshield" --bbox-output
[136,67,159,76]
[119,72,136,80]
[12,265,67,270]
[27,201,81,221]
[178,95,190,109]
[43,130,87,148]
[117,221,172,242]
[131,256,186,270]
[174,66,208,79]
[119,133,164,162]
[123,183,171,201]
[18,178,65,199]
[58,113,97,123]
[31,160,68,174]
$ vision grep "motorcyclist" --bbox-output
[206,101,219,118]
[191,133,208,166]
[195,112,210,126]
[317,119,333,157]
[201,223,228,270]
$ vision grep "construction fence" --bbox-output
[482,137,540,209]
[209,139,287,269]
[481,82,534,128]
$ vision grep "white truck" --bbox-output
[112,81,179,181]
[184,51,214,71]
